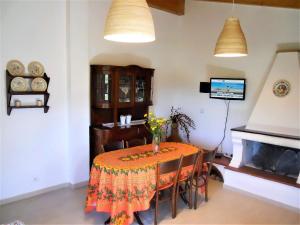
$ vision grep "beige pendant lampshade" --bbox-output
[104,0,155,43]
[214,17,248,57]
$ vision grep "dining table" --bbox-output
[85,142,207,225]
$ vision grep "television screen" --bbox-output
[210,78,246,100]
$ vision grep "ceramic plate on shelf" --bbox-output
[31,77,47,91]
[28,61,44,76]
[7,60,25,76]
[10,77,28,91]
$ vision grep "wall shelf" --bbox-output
[6,70,50,115]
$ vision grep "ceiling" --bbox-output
[147,0,300,15]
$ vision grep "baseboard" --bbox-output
[223,184,300,213]
[71,180,88,189]
[0,180,89,206]
[0,183,70,205]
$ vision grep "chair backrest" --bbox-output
[204,147,218,174]
[125,137,147,148]
[181,149,203,180]
[156,155,184,191]
[102,140,125,152]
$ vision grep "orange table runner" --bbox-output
[85,142,204,225]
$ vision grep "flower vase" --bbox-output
[152,135,161,154]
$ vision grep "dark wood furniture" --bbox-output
[90,65,154,167]
[125,137,147,148]
[192,148,218,209]
[153,151,201,224]
[154,156,184,225]
[101,140,125,153]
[6,70,50,115]
[177,150,202,210]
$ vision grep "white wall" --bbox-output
[0,1,69,200]
[67,0,90,184]
[87,0,299,153]
[247,52,300,136]
[66,0,299,184]
[0,1,4,201]
[0,0,299,200]
[173,1,299,152]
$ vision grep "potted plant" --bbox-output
[167,107,196,143]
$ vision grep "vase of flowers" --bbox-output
[152,135,161,153]
[144,112,168,154]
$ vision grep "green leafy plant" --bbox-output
[168,106,196,142]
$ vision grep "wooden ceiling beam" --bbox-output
[198,0,300,9]
[147,0,185,15]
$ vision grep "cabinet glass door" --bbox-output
[135,77,146,103]
[119,75,132,103]
[95,73,112,104]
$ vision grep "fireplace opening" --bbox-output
[244,140,300,179]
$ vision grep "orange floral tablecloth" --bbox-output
[85,142,206,225]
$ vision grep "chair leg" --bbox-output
[188,181,193,209]
[194,179,198,210]
[171,186,177,218]
[205,180,208,202]
[155,192,159,225]
[134,212,144,225]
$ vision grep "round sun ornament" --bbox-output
[273,79,290,97]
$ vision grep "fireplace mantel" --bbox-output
[232,126,300,141]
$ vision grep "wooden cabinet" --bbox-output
[90,65,154,166]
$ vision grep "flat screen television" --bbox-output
[210,78,246,100]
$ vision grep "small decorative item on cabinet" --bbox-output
[14,100,21,107]
[120,115,126,126]
[6,63,50,115]
[36,99,43,106]
[126,114,132,125]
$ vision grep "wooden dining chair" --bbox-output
[154,155,184,225]
[101,140,125,152]
[125,137,147,148]
[176,150,202,210]
[192,147,218,209]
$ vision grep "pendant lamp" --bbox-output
[104,0,155,43]
[214,1,248,57]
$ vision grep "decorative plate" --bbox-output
[7,60,25,76]
[28,61,44,76]
[31,77,47,91]
[273,79,290,97]
[10,77,28,92]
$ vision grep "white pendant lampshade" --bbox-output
[104,0,155,43]
[214,17,248,57]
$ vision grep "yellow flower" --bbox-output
[144,113,147,117]
[121,157,130,161]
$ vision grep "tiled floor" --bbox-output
[0,180,299,224]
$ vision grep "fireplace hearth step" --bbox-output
[226,165,300,188]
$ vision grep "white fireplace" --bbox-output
[223,51,300,209]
